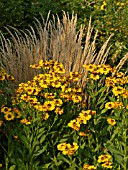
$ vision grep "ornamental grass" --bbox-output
[0,58,128,169]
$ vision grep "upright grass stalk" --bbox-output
[0,11,127,87]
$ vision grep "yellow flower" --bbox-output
[39,80,50,88]
[77,116,87,124]
[0,75,5,80]
[83,64,97,72]
[102,161,113,169]
[53,65,65,74]
[71,94,82,103]
[4,112,15,121]
[79,110,91,121]
[30,64,41,69]
[79,131,87,137]
[1,106,12,114]
[116,72,124,77]
[107,117,116,126]
[83,164,97,170]
[20,94,30,102]
[68,119,80,131]
[51,80,61,88]
[13,108,21,118]
[0,163,2,168]
[43,101,55,111]
[90,74,100,80]
[43,113,49,120]
[112,86,124,96]
[55,107,64,115]
[98,154,111,163]
[57,143,67,151]
[99,67,110,75]
[105,102,115,109]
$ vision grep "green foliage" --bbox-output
[0,60,128,169]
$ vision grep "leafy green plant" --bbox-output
[0,59,127,169]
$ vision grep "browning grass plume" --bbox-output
[0,11,127,87]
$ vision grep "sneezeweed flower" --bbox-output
[114,101,123,109]
[83,164,97,170]
[55,107,64,115]
[105,102,115,109]
[57,142,78,156]
[68,119,80,131]
[53,64,65,74]
[83,64,97,72]
[0,74,5,81]
[99,66,110,75]
[90,74,100,80]
[77,116,87,124]
[79,110,92,121]
[51,80,61,88]
[107,117,116,126]
[43,101,55,111]
[4,112,15,121]
[13,108,21,118]
[39,80,49,88]
[20,119,31,125]
[30,64,41,69]
[116,72,124,77]
[79,131,87,137]
[43,113,49,120]
[20,94,30,102]
[1,106,12,113]
[98,154,112,163]
[57,143,67,151]
[71,94,82,103]
[102,161,113,169]
[112,86,124,96]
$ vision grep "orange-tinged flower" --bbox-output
[43,113,49,120]
[79,131,87,137]
[98,154,112,163]
[83,164,97,170]
[55,107,64,115]
[68,119,80,131]
[102,161,113,169]
[107,117,116,126]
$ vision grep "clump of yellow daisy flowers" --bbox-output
[57,142,79,156]
[98,154,113,169]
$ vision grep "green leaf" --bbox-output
[9,165,16,170]
[40,135,46,144]
[58,154,71,165]
[101,108,108,114]
[108,96,116,102]
[33,145,47,157]
[105,143,123,155]
[18,135,31,149]
[97,97,106,105]
[59,138,69,143]
[92,86,106,97]
[113,154,124,167]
